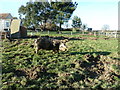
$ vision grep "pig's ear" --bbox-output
[53,40,57,46]
[34,39,37,43]
[61,39,69,43]
[53,40,60,46]
[34,38,40,43]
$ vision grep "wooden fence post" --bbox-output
[94,32,96,36]
[48,31,49,34]
[82,31,84,35]
[71,32,72,35]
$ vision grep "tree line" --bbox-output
[18,1,79,32]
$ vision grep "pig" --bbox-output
[34,36,68,53]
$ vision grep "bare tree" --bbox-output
[102,24,110,30]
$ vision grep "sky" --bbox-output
[0,0,119,30]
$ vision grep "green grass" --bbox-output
[1,32,120,89]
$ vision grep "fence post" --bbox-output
[115,32,117,38]
[71,32,72,35]
[107,32,108,36]
[31,32,33,36]
[98,32,100,36]
[94,32,96,36]
[82,31,84,35]
[48,31,49,34]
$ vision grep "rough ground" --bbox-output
[2,36,120,89]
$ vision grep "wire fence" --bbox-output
[27,30,119,38]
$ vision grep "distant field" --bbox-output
[2,32,120,89]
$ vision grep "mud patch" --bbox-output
[79,54,120,84]
[15,66,46,79]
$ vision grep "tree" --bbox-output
[18,2,51,30]
[47,1,78,32]
[18,1,78,31]
[102,24,110,30]
[81,24,87,31]
[40,22,59,31]
[72,16,82,30]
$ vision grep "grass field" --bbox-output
[1,31,120,89]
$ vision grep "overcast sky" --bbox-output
[0,0,119,30]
